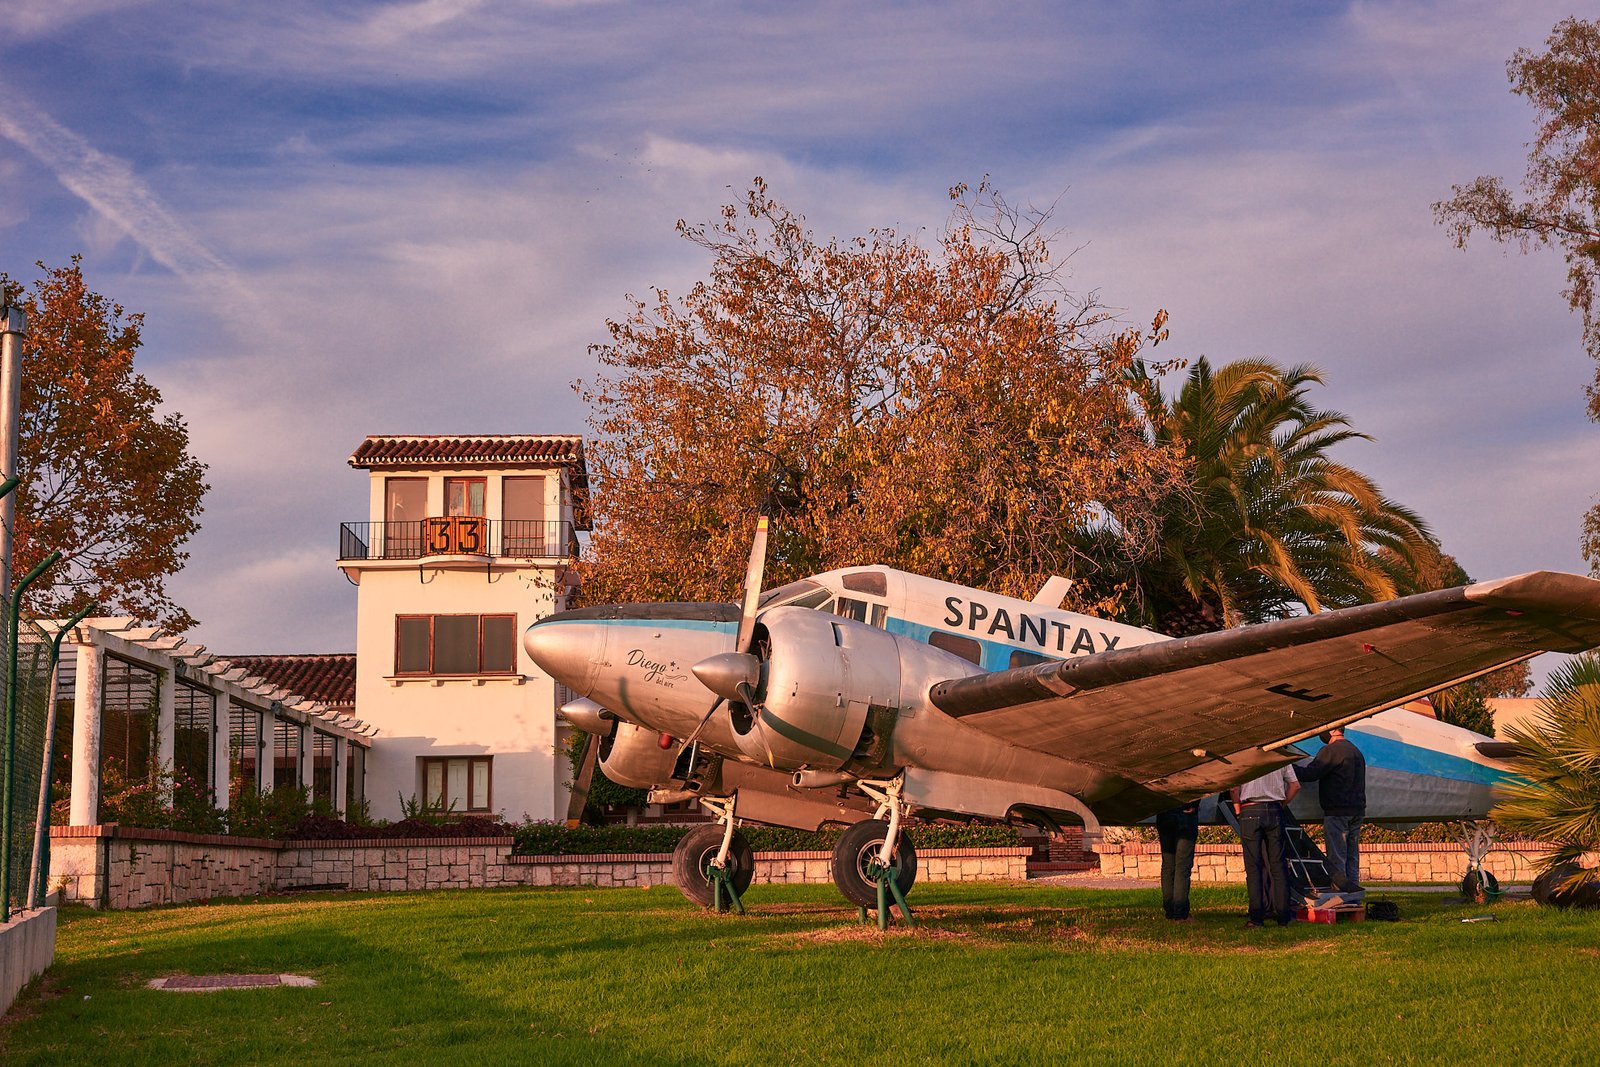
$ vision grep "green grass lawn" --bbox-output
[4,881,1596,1065]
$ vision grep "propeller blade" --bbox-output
[735,514,770,653]
[679,696,726,748]
[564,733,601,828]
[751,706,777,768]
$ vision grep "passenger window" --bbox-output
[869,604,887,629]
[928,630,983,666]
[837,597,869,622]
[1009,649,1050,669]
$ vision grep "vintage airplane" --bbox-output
[524,517,1600,912]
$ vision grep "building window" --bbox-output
[345,743,366,816]
[384,477,426,558]
[174,681,215,793]
[395,614,517,675]
[311,731,335,807]
[445,477,486,517]
[100,656,160,802]
[230,705,263,800]
[502,476,549,555]
[274,719,302,791]
[421,756,492,814]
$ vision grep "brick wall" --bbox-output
[1092,840,1554,884]
[48,826,1030,909]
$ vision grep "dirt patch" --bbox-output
[147,974,318,991]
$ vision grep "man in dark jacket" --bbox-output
[1294,726,1367,892]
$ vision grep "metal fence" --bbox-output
[3,613,54,918]
[339,518,574,561]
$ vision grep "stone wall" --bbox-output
[1093,840,1552,884]
[48,826,1032,909]
[0,907,56,1017]
[51,826,280,909]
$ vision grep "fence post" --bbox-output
[2,551,59,921]
[28,603,96,908]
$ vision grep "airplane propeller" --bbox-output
[686,514,775,761]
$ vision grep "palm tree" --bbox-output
[1125,357,1439,634]
[1493,654,1600,903]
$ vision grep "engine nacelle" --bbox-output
[731,607,902,772]
[598,722,679,789]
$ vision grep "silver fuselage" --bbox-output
[525,565,1518,829]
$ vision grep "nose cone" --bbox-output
[524,614,603,693]
[691,651,762,703]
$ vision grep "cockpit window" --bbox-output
[757,580,830,610]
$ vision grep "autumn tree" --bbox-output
[0,259,208,631]
[579,180,1188,609]
[1433,17,1600,576]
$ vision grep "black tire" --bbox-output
[831,818,917,908]
[1461,868,1500,904]
[672,824,755,910]
[1532,862,1600,909]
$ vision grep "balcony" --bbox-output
[338,518,576,562]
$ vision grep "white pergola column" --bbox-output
[299,721,314,794]
[156,667,176,777]
[255,712,270,793]
[332,737,348,815]
[213,694,232,811]
[68,641,103,826]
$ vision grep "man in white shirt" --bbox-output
[1231,765,1301,927]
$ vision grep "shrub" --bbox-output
[226,785,312,839]
[510,820,1025,856]
[94,762,227,835]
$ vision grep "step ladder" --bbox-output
[1213,796,1332,905]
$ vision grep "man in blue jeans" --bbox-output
[1232,765,1300,927]
[1294,725,1367,893]
[1156,798,1201,920]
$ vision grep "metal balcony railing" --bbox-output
[338,518,575,561]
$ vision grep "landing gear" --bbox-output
[1455,820,1502,904]
[672,795,754,912]
[834,777,917,928]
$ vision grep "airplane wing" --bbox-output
[928,571,1600,802]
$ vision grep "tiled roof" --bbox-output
[220,654,356,711]
[348,435,586,470]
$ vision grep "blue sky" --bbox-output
[2,1,1596,664]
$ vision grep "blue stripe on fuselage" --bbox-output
[541,617,736,634]
[886,617,1034,671]
[1304,732,1512,788]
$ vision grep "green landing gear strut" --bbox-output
[858,858,916,930]
[708,859,746,915]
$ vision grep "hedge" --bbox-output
[510,821,1027,856]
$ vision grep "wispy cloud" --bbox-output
[0,85,271,339]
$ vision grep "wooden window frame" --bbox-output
[444,476,487,518]
[419,756,493,813]
[394,613,519,677]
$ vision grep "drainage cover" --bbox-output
[147,974,318,991]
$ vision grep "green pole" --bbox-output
[2,551,59,922]
[29,603,96,908]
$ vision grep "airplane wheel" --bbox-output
[832,818,917,908]
[1461,868,1500,904]
[672,824,754,910]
